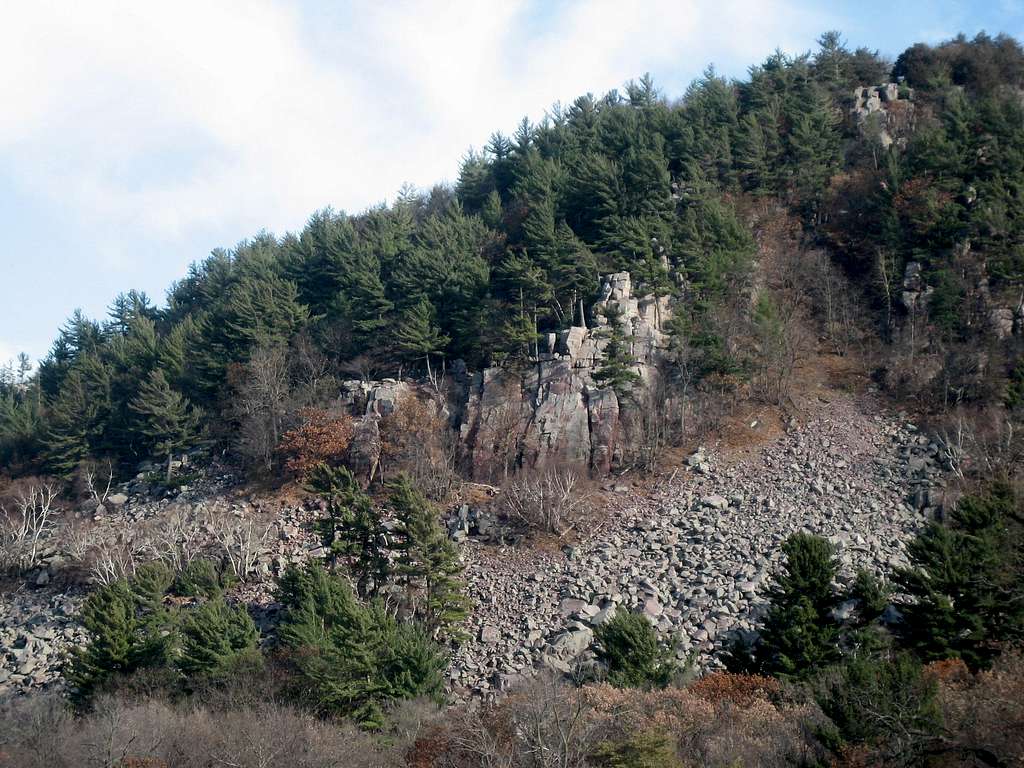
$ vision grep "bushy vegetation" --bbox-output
[276,562,447,729]
[13,32,1023,482]
[594,610,677,689]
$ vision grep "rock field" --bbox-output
[450,388,942,695]
[1,385,946,702]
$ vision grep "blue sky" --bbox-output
[1,0,1022,367]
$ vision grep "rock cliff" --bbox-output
[340,272,671,479]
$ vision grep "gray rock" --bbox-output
[700,494,729,511]
[479,625,501,644]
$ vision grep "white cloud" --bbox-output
[0,0,831,257]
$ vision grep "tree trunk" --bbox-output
[166,451,173,483]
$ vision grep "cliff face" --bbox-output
[339,272,670,479]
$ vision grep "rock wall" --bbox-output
[339,272,670,479]
[851,82,916,149]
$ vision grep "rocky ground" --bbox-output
[450,386,944,696]
[0,380,946,703]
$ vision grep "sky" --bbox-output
[1,0,1022,368]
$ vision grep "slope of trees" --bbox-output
[2,31,1023,482]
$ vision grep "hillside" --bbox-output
[2,30,1024,768]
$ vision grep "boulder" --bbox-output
[106,493,128,508]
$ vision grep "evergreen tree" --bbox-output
[178,597,260,682]
[306,463,390,599]
[594,610,676,689]
[756,533,842,678]
[389,476,469,637]
[275,562,446,728]
[894,484,1023,669]
[592,306,641,401]
[735,112,772,195]
[129,369,202,481]
[66,580,171,707]
[393,298,450,378]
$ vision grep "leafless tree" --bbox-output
[207,509,271,582]
[509,674,597,768]
[0,482,59,573]
[503,469,588,535]
[234,342,293,472]
[82,459,114,506]
[142,505,203,572]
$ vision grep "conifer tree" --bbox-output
[756,532,842,678]
[275,562,446,728]
[735,112,772,195]
[130,369,202,482]
[306,463,390,599]
[592,306,641,401]
[66,580,171,707]
[178,597,260,682]
[389,475,469,638]
[894,484,1023,669]
[595,610,676,689]
[393,298,450,379]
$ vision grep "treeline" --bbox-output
[2,31,1023,480]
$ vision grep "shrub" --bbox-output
[277,407,354,477]
[590,730,683,768]
[594,611,676,689]
[848,569,889,626]
[174,557,232,598]
[502,468,588,535]
[756,533,842,678]
[276,562,447,729]
[178,597,260,683]
[129,561,174,609]
[817,652,942,762]
[687,671,780,705]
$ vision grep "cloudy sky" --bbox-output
[2,0,1022,366]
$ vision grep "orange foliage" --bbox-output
[687,671,781,705]
[924,657,971,687]
[277,408,354,476]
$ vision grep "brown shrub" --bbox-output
[379,392,460,501]
[0,693,403,768]
[277,407,354,477]
[584,683,821,768]
[687,671,781,706]
[936,651,1024,765]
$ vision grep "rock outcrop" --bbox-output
[851,82,915,149]
[339,272,670,479]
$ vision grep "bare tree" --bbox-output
[503,469,588,535]
[142,505,203,573]
[234,342,293,472]
[206,509,271,582]
[0,482,59,573]
[82,459,114,507]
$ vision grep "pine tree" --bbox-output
[592,305,641,401]
[178,597,260,682]
[306,463,390,599]
[894,484,1023,669]
[735,112,771,195]
[756,533,842,678]
[130,369,202,482]
[389,476,469,638]
[66,580,171,707]
[275,562,446,728]
[594,610,676,689]
[393,298,450,379]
